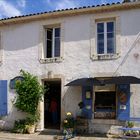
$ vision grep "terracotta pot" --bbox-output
[26,125,35,134]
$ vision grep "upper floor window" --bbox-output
[45,27,60,58]
[97,21,115,55]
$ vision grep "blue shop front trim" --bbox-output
[66,76,140,120]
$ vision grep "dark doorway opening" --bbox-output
[44,80,61,129]
[94,92,116,119]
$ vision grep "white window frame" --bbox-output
[96,21,116,55]
[39,21,65,64]
[90,15,121,61]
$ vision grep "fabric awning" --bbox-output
[104,76,140,84]
[65,78,101,86]
[66,76,140,86]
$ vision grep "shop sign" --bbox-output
[10,76,24,89]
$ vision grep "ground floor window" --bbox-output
[94,91,116,119]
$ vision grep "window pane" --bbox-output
[55,28,60,37]
[97,23,104,33]
[47,40,52,58]
[46,28,53,58]
[107,22,114,32]
[54,37,60,57]
[107,33,115,53]
[98,33,104,40]
[47,28,52,40]
[98,41,104,54]
[97,34,104,54]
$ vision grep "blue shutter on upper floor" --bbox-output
[82,86,93,119]
[0,80,8,116]
[117,84,130,121]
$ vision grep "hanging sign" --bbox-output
[10,76,24,89]
[119,91,127,104]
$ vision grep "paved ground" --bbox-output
[0,131,139,140]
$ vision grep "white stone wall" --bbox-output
[0,9,140,130]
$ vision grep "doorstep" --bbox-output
[0,131,54,140]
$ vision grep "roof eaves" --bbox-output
[0,2,140,26]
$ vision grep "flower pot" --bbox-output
[26,125,35,134]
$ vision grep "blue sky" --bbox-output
[0,0,122,19]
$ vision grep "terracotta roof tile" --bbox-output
[0,2,123,21]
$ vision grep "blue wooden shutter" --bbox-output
[117,84,130,121]
[0,80,8,116]
[82,86,93,119]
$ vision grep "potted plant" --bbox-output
[124,121,139,137]
[25,114,39,134]
[62,112,76,139]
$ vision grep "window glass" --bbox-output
[107,22,115,53]
[46,28,53,58]
[97,23,104,33]
[47,40,52,58]
[54,38,60,57]
[107,22,114,32]
[107,33,114,53]
[97,34,104,54]
[55,28,60,37]
[97,23,104,54]
[47,29,52,40]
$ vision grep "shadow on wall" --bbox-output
[62,86,82,118]
[3,23,40,51]
[0,107,27,130]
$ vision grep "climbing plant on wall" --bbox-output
[14,70,44,115]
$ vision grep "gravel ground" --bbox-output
[0,131,139,140]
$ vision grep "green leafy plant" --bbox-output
[62,112,76,129]
[126,121,134,128]
[25,114,39,125]
[13,70,47,133]
[15,70,44,115]
[12,119,27,133]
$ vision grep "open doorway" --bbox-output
[44,80,61,129]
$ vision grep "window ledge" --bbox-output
[39,57,63,64]
[91,53,120,61]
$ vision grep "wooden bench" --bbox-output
[119,127,140,131]
[119,118,140,137]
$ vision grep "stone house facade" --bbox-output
[0,1,140,134]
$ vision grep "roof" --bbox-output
[0,1,140,26]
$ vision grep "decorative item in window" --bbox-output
[86,105,91,110]
[86,91,91,99]
[120,105,126,110]
[10,76,24,89]
[119,91,127,104]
